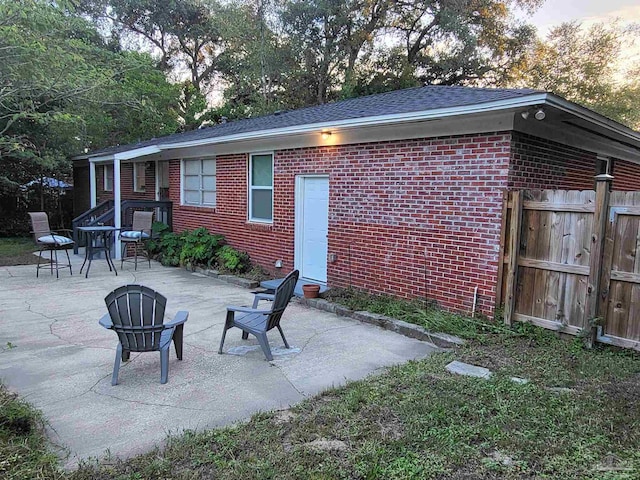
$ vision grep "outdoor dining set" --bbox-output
[28,210,300,385]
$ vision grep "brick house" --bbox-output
[72,86,640,316]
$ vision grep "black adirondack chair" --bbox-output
[99,284,188,385]
[219,269,299,361]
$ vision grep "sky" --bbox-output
[527,0,640,32]
[523,0,640,75]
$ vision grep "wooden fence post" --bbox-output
[584,174,613,347]
[495,190,509,307]
[504,190,523,326]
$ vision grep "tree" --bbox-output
[0,0,180,230]
[513,21,640,129]
[78,0,231,129]
[278,0,391,105]
[385,0,541,86]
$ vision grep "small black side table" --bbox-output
[78,226,119,278]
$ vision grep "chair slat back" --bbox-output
[105,285,167,352]
[132,211,153,233]
[28,212,51,242]
[267,270,299,331]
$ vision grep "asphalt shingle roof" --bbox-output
[82,85,541,158]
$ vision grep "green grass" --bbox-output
[0,237,35,257]
[3,295,640,479]
[324,288,506,339]
[0,237,43,267]
[0,385,61,480]
[65,327,640,479]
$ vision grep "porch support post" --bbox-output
[89,160,97,208]
[113,156,122,260]
[584,173,613,347]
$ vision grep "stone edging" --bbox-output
[296,297,465,349]
[194,267,465,349]
[193,267,260,289]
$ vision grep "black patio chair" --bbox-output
[99,284,189,385]
[219,269,299,361]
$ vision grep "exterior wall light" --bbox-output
[520,108,546,121]
[534,108,546,120]
[321,131,332,139]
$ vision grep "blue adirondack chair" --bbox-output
[219,269,299,361]
[99,284,188,385]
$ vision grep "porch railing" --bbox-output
[72,200,172,254]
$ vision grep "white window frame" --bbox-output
[248,152,274,223]
[181,157,217,207]
[133,162,146,192]
[104,164,114,192]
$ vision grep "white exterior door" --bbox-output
[296,176,329,283]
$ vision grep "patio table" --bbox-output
[77,225,119,278]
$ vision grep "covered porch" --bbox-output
[72,149,173,259]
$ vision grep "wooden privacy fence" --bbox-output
[498,175,640,350]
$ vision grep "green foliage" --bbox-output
[62,325,640,479]
[0,383,60,479]
[157,231,186,267]
[149,227,249,271]
[179,227,224,269]
[216,245,249,273]
[0,0,180,232]
[145,221,171,256]
[512,21,640,129]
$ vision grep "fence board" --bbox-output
[502,185,640,351]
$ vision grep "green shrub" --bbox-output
[158,231,186,267]
[146,221,171,256]
[216,245,249,272]
[179,227,224,269]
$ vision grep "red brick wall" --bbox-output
[96,163,156,204]
[509,133,598,190]
[612,159,640,191]
[170,133,512,315]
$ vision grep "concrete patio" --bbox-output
[0,254,438,467]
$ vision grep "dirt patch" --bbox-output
[0,253,48,266]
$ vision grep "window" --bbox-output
[182,158,216,207]
[596,156,613,175]
[249,153,273,222]
[104,164,114,192]
[133,163,146,192]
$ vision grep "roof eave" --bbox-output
[74,91,640,160]
[159,93,552,150]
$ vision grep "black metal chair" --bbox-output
[219,270,299,361]
[28,212,74,278]
[99,285,188,385]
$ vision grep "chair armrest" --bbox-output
[254,293,275,302]
[165,310,189,327]
[227,305,271,314]
[99,314,113,329]
[252,292,275,308]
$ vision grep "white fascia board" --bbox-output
[114,146,161,161]
[159,94,551,150]
[544,94,640,144]
[86,146,161,163]
[88,154,115,164]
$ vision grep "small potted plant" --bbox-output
[302,284,320,298]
